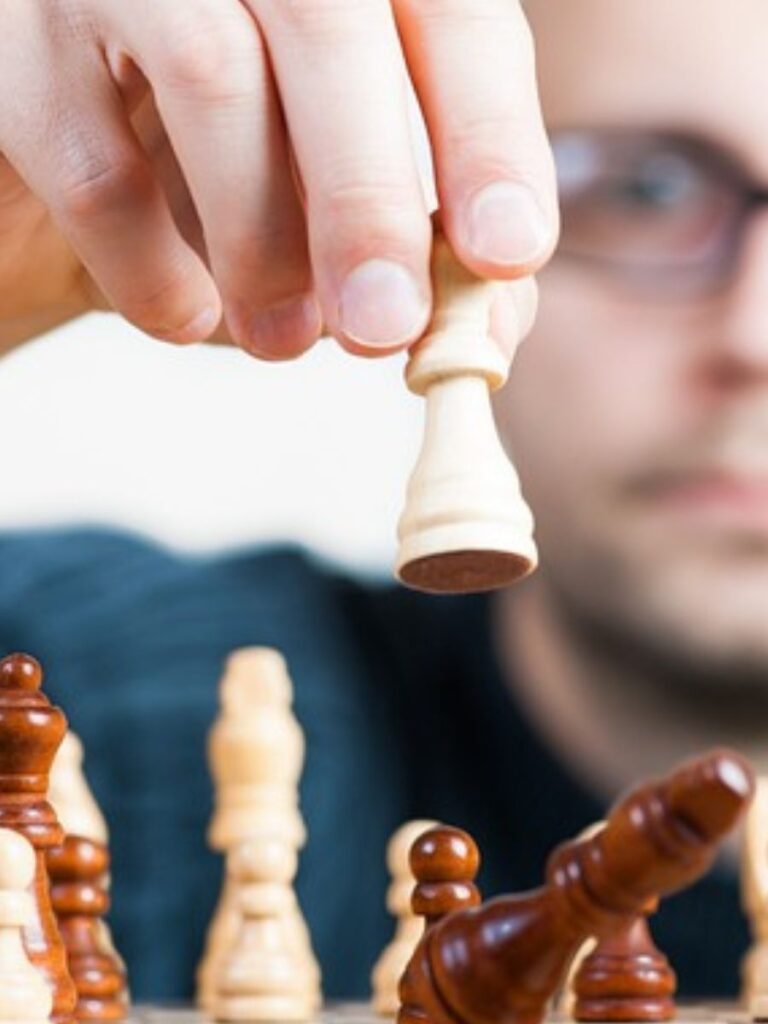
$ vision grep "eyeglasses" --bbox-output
[552,130,768,296]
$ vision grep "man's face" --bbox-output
[497,0,768,673]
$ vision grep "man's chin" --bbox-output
[550,532,768,685]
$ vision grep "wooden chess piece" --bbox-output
[572,912,676,1021]
[741,775,768,1018]
[0,652,78,1024]
[558,822,676,1022]
[47,836,128,1021]
[213,836,319,1022]
[197,648,320,1013]
[558,823,604,1018]
[399,825,481,1024]
[49,731,127,1004]
[399,749,753,1024]
[372,820,439,1015]
[395,230,537,594]
[0,828,54,1024]
[49,731,109,844]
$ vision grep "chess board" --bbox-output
[128,1004,751,1024]
[131,1005,383,1024]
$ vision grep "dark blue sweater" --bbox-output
[0,528,747,1001]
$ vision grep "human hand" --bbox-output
[0,0,557,360]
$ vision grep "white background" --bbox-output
[0,315,422,571]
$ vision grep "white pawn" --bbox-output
[395,230,537,594]
[0,828,53,1024]
[49,731,109,843]
[214,837,318,1022]
[198,648,320,1013]
[371,820,438,1015]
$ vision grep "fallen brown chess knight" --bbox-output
[399,749,755,1024]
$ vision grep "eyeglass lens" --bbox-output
[551,131,753,293]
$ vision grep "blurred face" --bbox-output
[497,0,768,676]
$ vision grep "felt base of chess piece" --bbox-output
[573,917,676,1021]
[399,750,753,1024]
[399,549,534,598]
[0,653,78,1024]
[47,836,128,1021]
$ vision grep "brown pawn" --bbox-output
[573,913,676,1022]
[47,836,128,1021]
[398,826,481,1024]
[0,653,78,1024]
[399,749,754,1024]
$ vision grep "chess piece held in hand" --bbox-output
[0,828,53,1024]
[399,749,754,1024]
[396,231,537,595]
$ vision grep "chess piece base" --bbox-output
[575,997,675,1022]
[397,537,536,595]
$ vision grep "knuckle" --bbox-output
[322,176,426,249]
[124,271,195,333]
[57,154,153,223]
[158,15,257,101]
[323,171,417,220]
[274,0,385,35]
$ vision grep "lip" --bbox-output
[638,471,768,531]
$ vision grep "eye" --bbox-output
[603,153,704,212]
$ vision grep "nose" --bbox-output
[706,208,768,385]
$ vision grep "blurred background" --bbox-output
[0,317,420,570]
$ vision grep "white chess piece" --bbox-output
[742,776,768,1017]
[49,731,108,843]
[395,231,537,594]
[214,837,318,1022]
[371,820,438,1015]
[0,828,53,1024]
[197,648,320,1013]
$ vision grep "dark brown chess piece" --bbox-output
[48,835,128,1021]
[573,911,676,1021]
[399,749,754,1024]
[0,652,78,1024]
[399,825,481,1024]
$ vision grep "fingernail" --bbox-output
[247,294,321,356]
[339,259,428,348]
[171,306,220,343]
[467,182,550,267]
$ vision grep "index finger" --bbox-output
[396,0,559,279]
